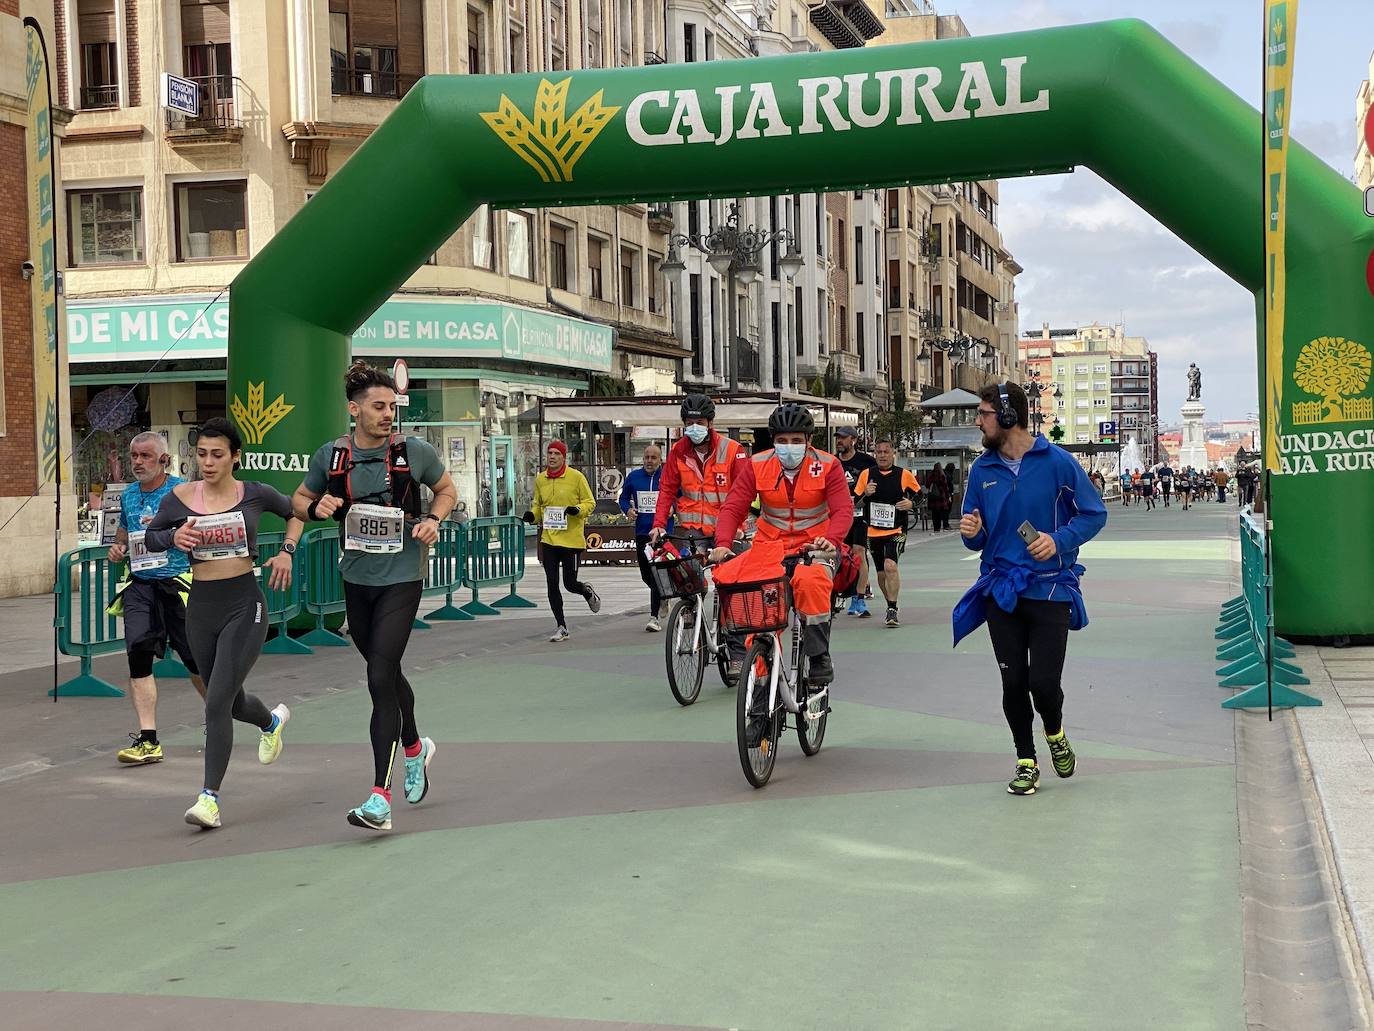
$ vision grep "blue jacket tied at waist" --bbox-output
[953,564,1089,647]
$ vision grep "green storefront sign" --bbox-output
[66,295,613,372]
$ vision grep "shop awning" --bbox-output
[917,388,981,409]
[532,394,864,429]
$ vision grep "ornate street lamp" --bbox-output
[660,202,804,393]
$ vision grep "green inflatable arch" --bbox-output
[228,18,1374,638]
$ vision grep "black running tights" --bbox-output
[186,573,272,792]
[345,580,423,790]
[540,543,588,627]
[983,596,1071,762]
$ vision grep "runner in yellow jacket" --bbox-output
[524,439,600,642]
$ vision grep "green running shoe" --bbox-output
[403,737,436,804]
[347,792,392,831]
[184,792,221,828]
[1046,730,1076,778]
[1007,760,1040,796]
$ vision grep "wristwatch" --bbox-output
[423,513,441,523]
[282,541,297,555]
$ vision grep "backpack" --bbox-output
[326,434,421,518]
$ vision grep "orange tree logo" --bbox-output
[230,381,295,445]
[1292,337,1373,425]
[480,78,620,183]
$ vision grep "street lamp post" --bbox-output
[660,202,804,393]
[917,332,993,391]
[1023,369,1045,434]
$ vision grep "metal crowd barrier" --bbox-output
[461,516,536,615]
[1215,507,1319,711]
[51,545,125,697]
[49,514,531,698]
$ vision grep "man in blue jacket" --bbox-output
[953,383,1108,797]
[620,444,671,631]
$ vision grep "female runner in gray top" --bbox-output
[145,418,304,829]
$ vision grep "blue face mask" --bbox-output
[775,443,806,470]
[684,424,709,445]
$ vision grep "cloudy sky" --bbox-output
[951,0,1374,423]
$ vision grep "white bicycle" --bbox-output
[653,533,735,707]
[719,548,830,788]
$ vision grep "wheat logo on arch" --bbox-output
[480,78,620,183]
[1292,336,1373,426]
[231,381,295,445]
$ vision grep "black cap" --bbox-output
[835,425,858,437]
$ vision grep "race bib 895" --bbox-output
[345,503,405,554]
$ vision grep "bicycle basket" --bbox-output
[717,575,790,634]
[649,550,708,600]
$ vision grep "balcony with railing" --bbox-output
[80,83,120,109]
[165,76,244,144]
[331,64,421,99]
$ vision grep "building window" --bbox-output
[588,236,605,299]
[1093,363,1107,373]
[68,188,144,266]
[328,0,424,97]
[584,0,602,67]
[817,288,826,353]
[508,0,526,71]
[467,7,486,73]
[1093,398,1108,408]
[1076,415,1090,426]
[1075,398,1089,408]
[182,0,233,105]
[682,21,694,62]
[548,0,566,68]
[619,245,638,307]
[173,180,247,261]
[470,204,494,269]
[548,223,570,290]
[838,304,848,350]
[648,252,662,313]
[703,28,714,60]
[856,314,865,370]
[506,210,533,279]
[689,273,703,377]
[854,225,863,283]
[795,286,804,357]
[77,0,121,108]
[616,0,633,65]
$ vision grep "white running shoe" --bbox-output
[646,616,662,632]
[550,626,570,643]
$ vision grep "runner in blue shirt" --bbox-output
[105,432,205,765]
[620,444,672,631]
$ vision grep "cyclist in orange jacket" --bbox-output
[710,403,853,686]
[650,394,749,544]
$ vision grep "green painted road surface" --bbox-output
[1,502,1248,1030]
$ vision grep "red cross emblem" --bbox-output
[808,461,824,478]
[715,472,728,487]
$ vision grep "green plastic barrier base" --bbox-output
[462,599,501,616]
[424,603,476,621]
[301,628,349,647]
[491,592,536,609]
[50,673,123,698]
[263,632,313,655]
[413,618,431,630]
[1220,596,1245,612]
[152,656,191,678]
[1273,639,1297,658]
[1215,619,1249,640]
[1220,661,1265,688]
[1222,683,1322,709]
[1217,639,1258,661]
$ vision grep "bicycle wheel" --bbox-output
[737,635,782,788]
[665,598,706,706]
[796,653,828,756]
[715,605,736,688]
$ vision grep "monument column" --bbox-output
[1179,363,1209,470]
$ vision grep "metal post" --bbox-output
[727,263,739,394]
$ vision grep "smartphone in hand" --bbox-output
[1017,520,1039,546]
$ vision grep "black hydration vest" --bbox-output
[325,434,420,519]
